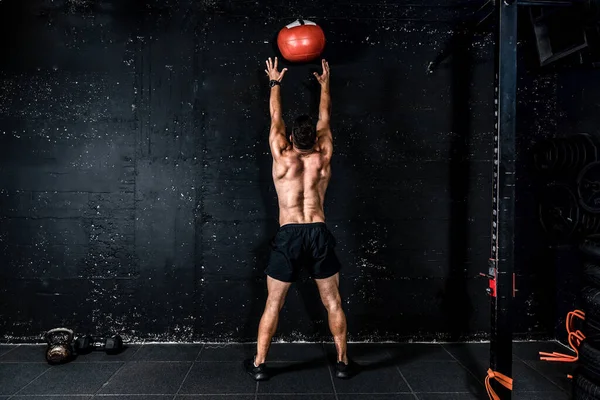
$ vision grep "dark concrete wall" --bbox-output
[0,0,554,342]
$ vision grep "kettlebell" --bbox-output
[45,328,76,365]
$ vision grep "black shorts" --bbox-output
[265,222,342,283]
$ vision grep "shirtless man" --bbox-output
[244,57,353,381]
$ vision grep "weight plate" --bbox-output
[579,162,600,213]
[591,213,600,234]
[555,138,569,172]
[569,138,581,170]
[587,0,600,21]
[562,139,576,171]
[582,133,599,163]
[579,213,586,235]
[587,213,597,232]
[574,136,586,169]
[583,212,598,234]
[533,140,557,172]
[539,183,580,240]
[550,139,561,171]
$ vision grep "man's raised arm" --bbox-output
[317,86,331,131]
[269,84,284,129]
[265,57,288,157]
[314,60,332,153]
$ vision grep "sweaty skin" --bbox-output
[267,58,333,226]
[272,134,332,225]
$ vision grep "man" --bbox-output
[244,57,354,381]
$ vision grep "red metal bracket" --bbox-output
[480,258,498,298]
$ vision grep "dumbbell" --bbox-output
[76,335,123,355]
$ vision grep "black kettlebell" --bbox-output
[45,328,76,365]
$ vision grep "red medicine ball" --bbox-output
[277,19,326,63]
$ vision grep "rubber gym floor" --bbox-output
[0,341,572,399]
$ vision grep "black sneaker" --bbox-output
[244,357,269,381]
[335,360,356,379]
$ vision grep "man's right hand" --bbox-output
[265,57,288,82]
[313,59,330,87]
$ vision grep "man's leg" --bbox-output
[255,275,292,365]
[315,272,348,364]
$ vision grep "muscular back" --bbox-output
[273,143,331,226]
[265,58,332,226]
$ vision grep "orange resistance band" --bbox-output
[539,310,585,362]
[485,368,513,400]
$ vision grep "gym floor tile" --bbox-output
[197,344,256,362]
[324,343,393,364]
[513,341,570,361]
[0,345,46,362]
[0,342,575,398]
[337,395,415,400]
[399,361,483,394]
[94,396,172,399]
[265,343,326,361]
[333,363,410,394]
[442,343,490,362]
[98,362,191,394]
[523,360,573,392]
[130,344,203,361]
[437,357,560,391]
[416,394,479,400]
[0,345,16,357]
[512,361,564,393]
[18,362,123,395]
[257,361,334,394]
[198,343,325,362]
[388,344,455,363]
[74,345,142,362]
[178,362,257,394]
[0,363,49,395]
[176,396,255,400]
[257,396,336,399]
[513,392,570,400]
[12,397,92,399]
[436,346,488,379]
[443,358,487,379]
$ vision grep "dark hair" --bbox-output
[291,115,316,150]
